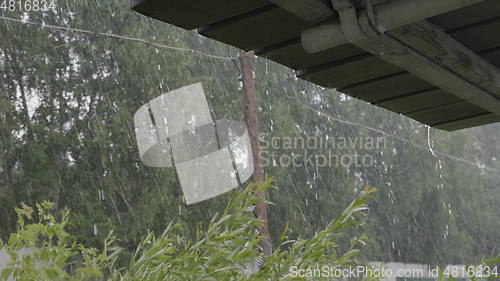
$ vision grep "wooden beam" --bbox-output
[353,32,500,117]
[390,20,500,100]
[301,0,499,129]
[131,0,270,30]
[268,0,333,23]
[302,0,485,53]
[434,113,500,131]
[303,0,500,128]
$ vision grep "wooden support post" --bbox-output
[239,50,272,257]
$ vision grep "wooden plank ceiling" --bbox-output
[131,0,500,131]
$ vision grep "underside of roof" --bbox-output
[131,0,500,131]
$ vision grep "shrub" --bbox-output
[1,179,377,281]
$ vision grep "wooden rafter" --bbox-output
[268,0,333,23]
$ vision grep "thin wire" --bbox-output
[283,94,500,174]
[0,15,237,60]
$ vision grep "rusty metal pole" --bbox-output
[239,50,272,257]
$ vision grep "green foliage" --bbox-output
[1,201,120,281]
[1,180,377,280]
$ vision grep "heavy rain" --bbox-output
[0,0,499,280]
